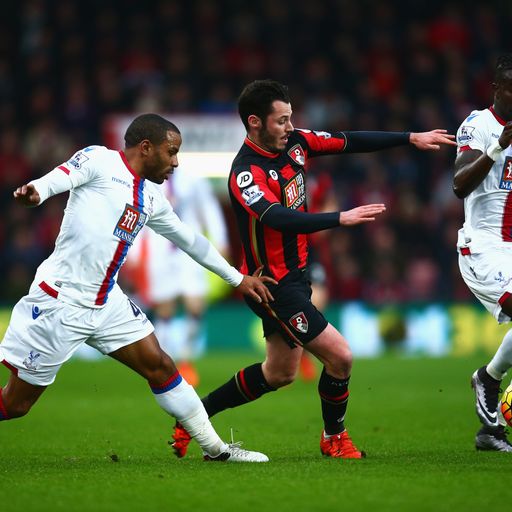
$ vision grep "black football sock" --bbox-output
[318,368,350,435]
[202,363,276,417]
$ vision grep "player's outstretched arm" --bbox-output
[13,183,41,207]
[339,204,386,226]
[236,266,277,304]
[409,129,457,151]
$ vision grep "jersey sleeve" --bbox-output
[229,164,281,219]
[30,146,103,204]
[456,111,488,154]
[294,129,347,157]
[145,190,243,286]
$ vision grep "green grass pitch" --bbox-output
[1,352,512,511]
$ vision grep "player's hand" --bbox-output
[13,183,41,207]
[409,129,457,150]
[339,204,386,226]
[499,122,512,149]
[236,266,278,303]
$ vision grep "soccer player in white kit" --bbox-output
[0,113,277,462]
[454,54,512,452]
[127,170,229,386]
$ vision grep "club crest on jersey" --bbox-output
[283,172,306,209]
[114,204,147,244]
[289,311,308,333]
[500,157,512,190]
[288,144,305,166]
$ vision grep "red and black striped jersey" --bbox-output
[228,128,347,281]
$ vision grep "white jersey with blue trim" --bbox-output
[29,145,242,308]
[456,107,512,251]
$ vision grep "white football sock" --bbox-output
[487,328,512,380]
[152,378,225,456]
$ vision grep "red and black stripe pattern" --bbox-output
[228,130,346,281]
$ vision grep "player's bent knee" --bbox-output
[266,369,297,388]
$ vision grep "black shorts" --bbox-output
[245,268,328,349]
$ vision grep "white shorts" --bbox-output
[458,246,512,323]
[0,285,154,386]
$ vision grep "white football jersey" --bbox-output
[456,107,512,251]
[30,146,241,308]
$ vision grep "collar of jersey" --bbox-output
[244,137,280,158]
[489,106,507,126]
[118,150,142,180]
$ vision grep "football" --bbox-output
[500,384,512,427]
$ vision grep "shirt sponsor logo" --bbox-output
[236,171,253,188]
[283,172,306,209]
[67,150,90,170]
[289,311,308,333]
[242,185,264,206]
[114,204,147,244]
[499,157,512,190]
[288,144,305,166]
[457,125,475,144]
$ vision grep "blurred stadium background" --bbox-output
[0,0,510,357]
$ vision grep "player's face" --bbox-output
[144,130,182,184]
[259,100,294,152]
[494,70,512,121]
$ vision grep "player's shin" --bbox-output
[318,368,350,435]
[487,328,512,379]
[201,363,276,417]
[149,373,224,456]
[0,387,10,420]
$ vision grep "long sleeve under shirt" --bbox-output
[228,129,409,279]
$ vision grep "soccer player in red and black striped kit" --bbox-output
[172,80,456,459]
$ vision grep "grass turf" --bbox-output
[1,352,512,511]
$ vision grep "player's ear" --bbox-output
[140,139,152,155]
[248,115,262,130]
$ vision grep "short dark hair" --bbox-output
[124,113,180,148]
[495,54,512,82]
[238,80,291,131]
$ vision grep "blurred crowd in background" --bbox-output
[0,0,509,305]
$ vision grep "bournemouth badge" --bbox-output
[289,311,308,333]
[288,144,305,166]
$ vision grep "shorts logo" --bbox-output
[457,125,475,144]
[283,172,306,209]
[128,298,141,317]
[288,144,305,166]
[242,185,264,206]
[236,171,253,188]
[495,271,512,288]
[499,157,512,190]
[113,204,147,245]
[31,305,43,320]
[23,350,41,371]
[289,311,308,333]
